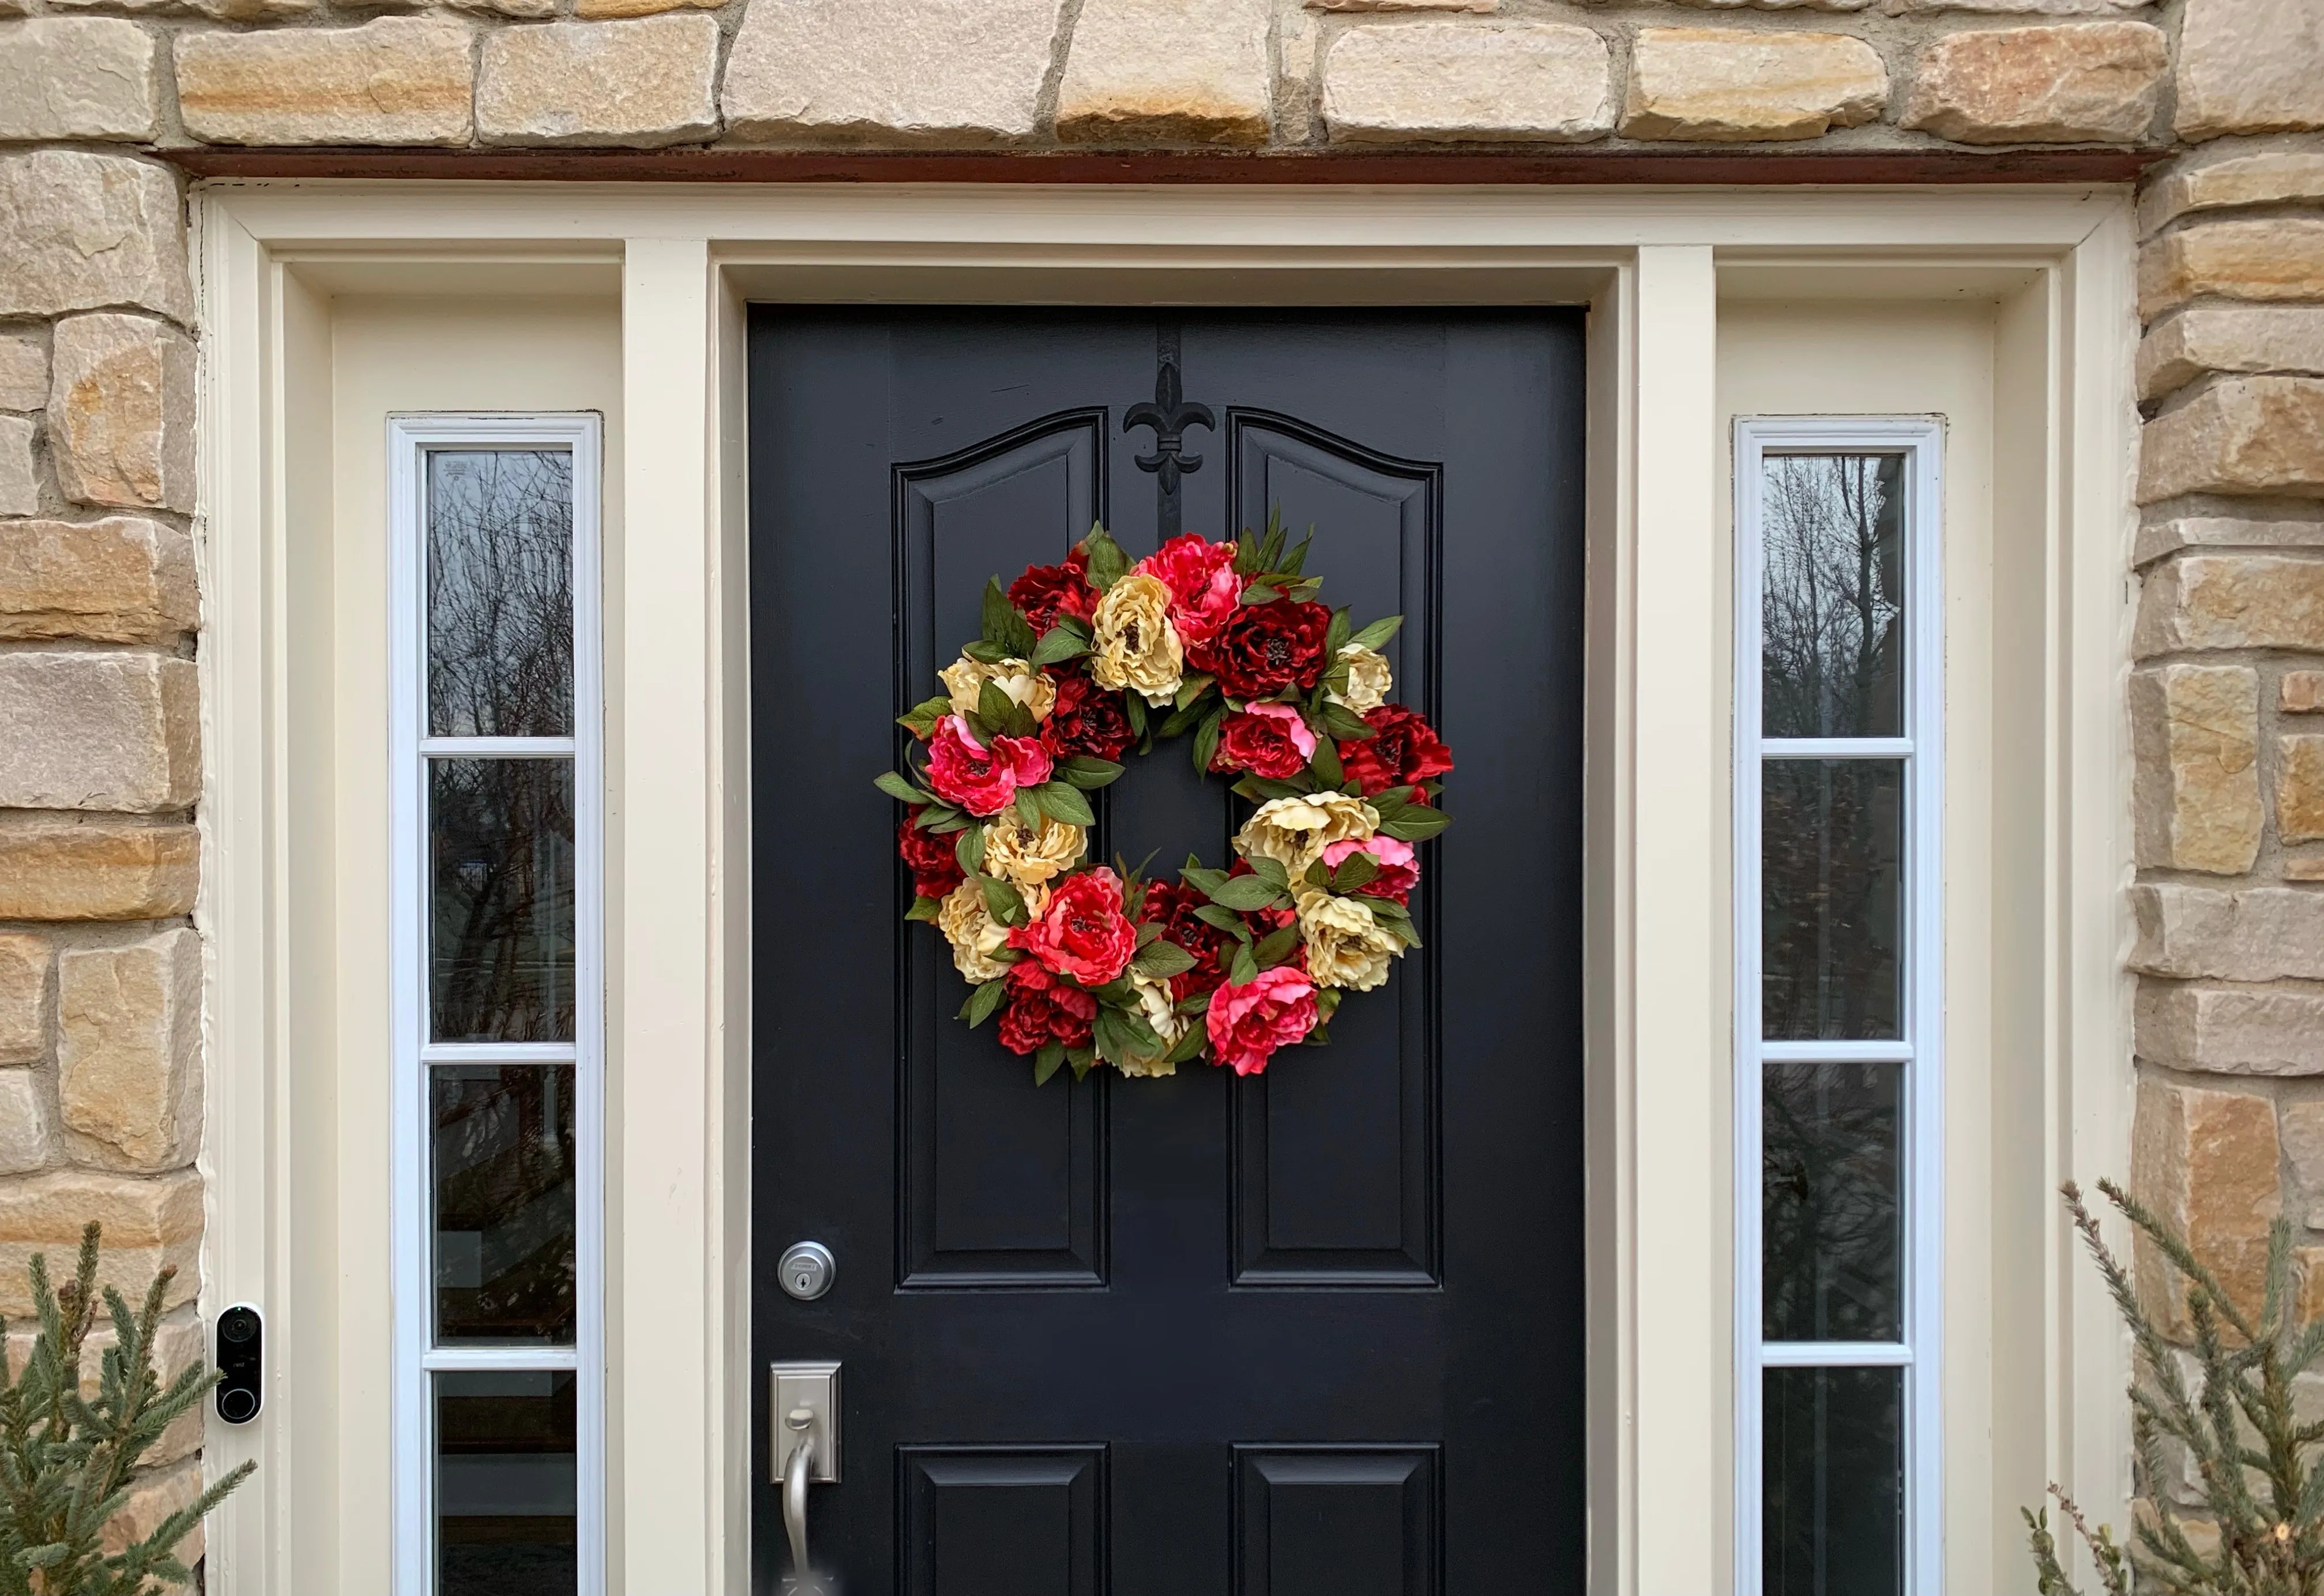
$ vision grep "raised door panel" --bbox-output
[1234,1446,1440,1596]
[900,1446,1107,1596]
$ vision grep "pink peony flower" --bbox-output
[1136,534,1242,648]
[1009,868,1138,986]
[1212,701,1318,779]
[924,714,1052,817]
[1319,835,1420,906]
[1204,965,1320,1076]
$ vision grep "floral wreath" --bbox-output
[875,519,1452,1084]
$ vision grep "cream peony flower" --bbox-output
[1115,968,1190,1078]
[936,878,1013,983]
[1088,572,1184,706]
[939,654,1056,722]
[1235,791,1381,877]
[982,813,1087,892]
[1296,889,1400,992]
[1326,644,1393,716]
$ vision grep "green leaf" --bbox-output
[1229,941,1259,987]
[905,894,944,923]
[1193,903,1251,938]
[1133,940,1198,978]
[1309,737,1345,787]
[1176,987,1215,1016]
[1304,859,1330,890]
[1164,1024,1209,1065]
[1125,691,1148,738]
[1204,874,1283,912]
[1092,1005,1129,1064]
[976,678,1016,727]
[955,824,987,876]
[980,577,1015,646]
[1191,708,1224,776]
[1241,583,1282,606]
[1258,508,1287,573]
[1033,782,1096,827]
[898,695,953,738]
[1348,614,1404,652]
[1080,524,1130,591]
[1156,699,1209,739]
[1070,1051,1095,1080]
[1031,617,1092,665]
[1034,1041,1066,1086]
[979,873,1028,927]
[1181,863,1228,893]
[1279,532,1313,577]
[925,811,971,834]
[1252,924,1302,968]
[1319,702,1374,742]
[1011,788,1043,830]
[1244,856,1289,891]
[874,770,930,805]
[1330,851,1382,894]
[961,977,1007,1027]
[1379,808,1450,843]
[1058,756,1124,790]
[1174,673,1214,711]
[1135,919,1164,947]
[960,638,1009,664]
[1324,606,1352,660]
[1234,774,1314,804]
[1233,530,1262,576]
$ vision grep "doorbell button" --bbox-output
[214,1303,262,1424]
[779,1241,835,1301]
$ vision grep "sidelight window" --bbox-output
[1733,420,1942,1596]
[389,417,604,1596]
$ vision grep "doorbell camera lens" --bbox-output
[213,1302,262,1425]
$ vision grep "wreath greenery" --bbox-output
[875,517,1453,1084]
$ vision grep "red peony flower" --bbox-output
[1143,879,1232,1000]
[1210,702,1317,780]
[995,960,1097,1056]
[1337,704,1454,798]
[1190,599,1331,700]
[1009,548,1097,636]
[1136,534,1241,647]
[1039,669,1135,762]
[898,810,965,900]
[1009,867,1138,986]
[925,714,1054,817]
[1204,966,1320,1076]
[1319,835,1420,906]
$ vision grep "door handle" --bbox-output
[782,1408,824,1591]
[770,1361,840,1593]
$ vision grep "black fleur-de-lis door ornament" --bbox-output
[1124,325,1215,540]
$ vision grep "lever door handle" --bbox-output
[770,1361,840,1593]
[783,1409,818,1584]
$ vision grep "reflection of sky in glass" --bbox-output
[428,450,574,738]
[1761,455,1905,741]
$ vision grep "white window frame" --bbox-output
[387,413,607,1596]
[1732,416,1945,1596]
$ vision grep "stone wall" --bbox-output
[0,0,2321,1570]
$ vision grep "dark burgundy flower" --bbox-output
[995,960,1097,1056]
[1009,548,1097,636]
[1143,879,1232,1001]
[1210,704,1316,780]
[897,810,965,900]
[1190,599,1331,700]
[1337,704,1454,797]
[1040,669,1135,762]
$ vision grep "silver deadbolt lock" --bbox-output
[779,1241,836,1301]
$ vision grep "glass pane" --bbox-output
[1764,1062,1902,1342]
[437,1369,577,1596]
[433,1065,577,1346]
[428,449,574,739]
[1761,453,1906,741]
[1762,758,1904,1041]
[431,758,577,1043]
[1763,1365,1904,1596]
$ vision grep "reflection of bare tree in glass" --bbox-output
[428,451,574,738]
[432,761,576,1043]
[1761,455,1904,740]
[433,1066,577,1344]
[1761,761,1902,1040]
[1763,1061,1901,1341]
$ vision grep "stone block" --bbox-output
[478,16,719,148]
[2287,672,2324,713]
[1620,27,1886,142]
[2281,735,2324,844]
[2137,555,2324,654]
[0,1073,53,1176]
[0,654,198,814]
[1901,22,2165,144]
[2131,663,2261,874]
[0,1167,201,1317]
[2140,983,2324,1075]
[2130,883,2324,981]
[2175,0,2324,140]
[2284,1099,2324,1228]
[2133,1075,2280,1332]
[2139,307,2324,403]
[0,1313,202,1462]
[0,336,44,412]
[0,933,47,1066]
[1890,0,2158,12]
[723,0,1066,145]
[46,0,317,18]
[2138,219,2324,321]
[2290,857,2324,881]
[1321,22,1612,144]
[1058,0,1270,146]
[1309,0,1495,8]
[574,0,712,15]
[0,153,188,324]
[0,416,32,519]
[0,822,198,922]
[2141,150,2324,236]
[175,18,473,147]
[2140,378,2324,503]
[47,314,194,514]
[0,20,158,142]
[0,517,197,644]
[99,1456,202,1566]
[58,929,200,1173]
[2136,515,2324,567]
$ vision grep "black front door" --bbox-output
[748,309,1586,1595]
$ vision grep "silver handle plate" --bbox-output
[768,1360,840,1485]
